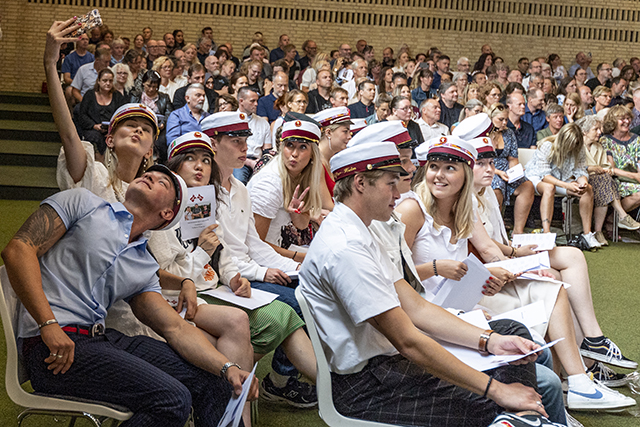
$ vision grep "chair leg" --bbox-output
[17,410,102,427]
[613,210,619,243]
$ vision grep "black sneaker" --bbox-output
[587,362,629,387]
[488,412,565,427]
[580,337,638,369]
[260,373,317,408]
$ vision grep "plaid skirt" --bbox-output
[331,319,538,427]
[589,173,620,207]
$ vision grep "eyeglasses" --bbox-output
[161,65,173,70]
[397,106,412,111]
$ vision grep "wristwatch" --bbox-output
[220,362,242,380]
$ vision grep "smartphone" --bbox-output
[72,9,102,37]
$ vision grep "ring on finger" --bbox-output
[536,401,542,407]
[50,353,58,357]
[56,354,64,359]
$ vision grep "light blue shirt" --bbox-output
[70,62,99,96]
[18,188,161,338]
[166,103,209,145]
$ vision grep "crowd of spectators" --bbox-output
[9,17,640,427]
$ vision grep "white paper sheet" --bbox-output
[485,252,550,274]
[437,337,563,372]
[492,301,548,329]
[180,185,217,241]
[518,273,571,289]
[287,244,309,254]
[217,363,257,427]
[431,254,491,312]
[507,163,525,183]
[200,286,278,310]
[284,270,299,280]
[511,233,556,251]
[457,309,491,329]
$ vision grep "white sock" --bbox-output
[269,371,290,388]
[568,373,595,393]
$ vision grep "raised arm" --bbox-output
[1,204,72,374]
[45,19,88,183]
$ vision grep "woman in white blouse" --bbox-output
[524,123,599,248]
[248,119,324,262]
[472,136,637,384]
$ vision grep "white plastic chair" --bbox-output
[0,266,133,426]
[294,286,398,427]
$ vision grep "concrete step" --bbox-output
[0,140,60,168]
[0,120,60,142]
[0,103,53,122]
[0,92,50,106]
[0,165,58,200]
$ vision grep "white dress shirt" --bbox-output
[300,203,402,374]
[217,176,299,281]
[416,118,450,142]
[245,113,271,158]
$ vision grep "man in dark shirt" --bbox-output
[173,63,218,113]
[507,93,536,149]
[437,82,463,129]
[521,88,547,133]
[305,69,333,114]
[257,72,289,123]
[196,37,213,66]
[349,81,376,119]
[585,63,613,91]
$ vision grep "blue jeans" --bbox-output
[233,165,253,185]
[251,281,301,377]
[23,329,233,427]
[535,345,566,425]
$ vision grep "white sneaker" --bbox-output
[567,375,637,410]
[564,410,584,427]
[583,232,601,249]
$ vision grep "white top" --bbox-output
[300,203,402,374]
[342,79,357,101]
[246,113,271,158]
[301,67,317,90]
[416,118,450,141]
[474,189,509,245]
[147,223,239,292]
[396,191,470,295]
[217,175,299,281]
[523,139,588,183]
[247,159,291,247]
[57,141,126,204]
[271,116,284,147]
[369,213,426,297]
[160,80,180,102]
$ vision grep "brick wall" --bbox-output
[3,0,640,93]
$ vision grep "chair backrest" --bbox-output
[294,286,397,427]
[0,265,32,405]
[517,148,536,169]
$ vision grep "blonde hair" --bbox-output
[152,56,173,72]
[110,63,134,92]
[182,43,198,65]
[277,142,323,217]
[548,122,584,167]
[564,92,584,120]
[461,83,479,104]
[413,161,475,239]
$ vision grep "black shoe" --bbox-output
[488,412,565,427]
[587,362,629,387]
[567,234,592,251]
[260,373,317,408]
[580,337,638,369]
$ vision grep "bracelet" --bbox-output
[220,362,242,380]
[38,319,58,329]
[513,246,518,258]
[433,259,438,276]
[180,278,194,288]
[509,246,516,258]
[483,376,493,398]
[292,251,298,261]
[478,329,495,355]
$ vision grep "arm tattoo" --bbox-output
[13,204,66,255]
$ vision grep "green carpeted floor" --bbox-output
[0,200,639,426]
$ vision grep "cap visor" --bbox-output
[383,165,410,176]
[221,129,253,137]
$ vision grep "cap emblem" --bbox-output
[295,120,302,127]
[195,132,202,138]
[239,113,246,120]
[440,136,447,143]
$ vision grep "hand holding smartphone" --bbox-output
[70,9,102,37]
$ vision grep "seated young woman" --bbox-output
[149,132,317,412]
[524,123,599,248]
[248,119,324,262]
[394,136,635,411]
[471,135,637,385]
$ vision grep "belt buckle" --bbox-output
[91,324,105,337]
